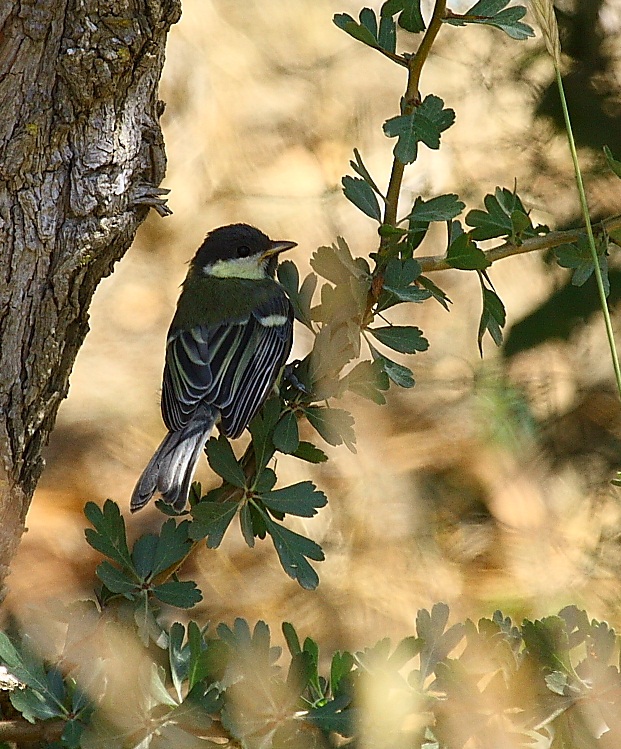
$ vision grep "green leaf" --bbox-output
[446,231,490,270]
[291,441,328,464]
[249,397,280,473]
[282,621,302,655]
[239,502,255,546]
[175,682,221,730]
[370,346,416,388]
[95,561,137,596]
[383,257,422,288]
[260,481,327,518]
[604,145,621,179]
[186,621,209,690]
[382,0,426,33]
[350,148,384,198]
[342,175,382,221]
[150,519,193,577]
[398,0,425,32]
[254,467,277,493]
[445,0,534,40]
[131,533,158,579]
[554,237,610,296]
[407,194,465,223]
[466,187,532,240]
[0,635,66,722]
[152,580,203,609]
[342,359,390,404]
[360,7,378,37]
[377,256,431,310]
[416,603,466,681]
[368,325,429,353]
[276,259,299,299]
[62,719,84,749]
[307,694,355,736]
[10,686,64,723]
[383,95,455,164]
[380,285,431,310]
[298,273,318,327]
[278,263,315,330]
[418,275,451,310]
[331,650,355,693]
[169,622,190,701]
[206,435,246,488]
[333,12,381,48]
[522,616,571,672]
[272,410,300,454]
[263,515,324,590]
[478,287,506,354]
[190,500,238,547]
[84,500,133,569]
[378,13,397,53]
[304,406,356,452]
[389,636,423,669]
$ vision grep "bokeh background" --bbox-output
[8,0,621,655]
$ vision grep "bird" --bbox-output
[131,223,296,512]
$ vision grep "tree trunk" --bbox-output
[0,0,180,597]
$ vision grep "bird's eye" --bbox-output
[237,245,252,258]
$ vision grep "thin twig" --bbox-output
[415,214,621,272]
[382,0,447,231]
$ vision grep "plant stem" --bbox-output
[382,0,447,231]
[555,66,621,399]
[415,214,621,272]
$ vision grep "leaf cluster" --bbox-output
[3,603,621,748]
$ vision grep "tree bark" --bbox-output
[0,0,180,597]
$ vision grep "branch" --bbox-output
[417,214,621,273]
[382,0,447,231]
[0,718,64,743]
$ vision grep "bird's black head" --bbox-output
[192,224,296,279]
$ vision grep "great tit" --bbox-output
[131,223,296,512]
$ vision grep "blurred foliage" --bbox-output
[3,557,621,749]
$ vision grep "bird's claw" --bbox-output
[283,361,311,396]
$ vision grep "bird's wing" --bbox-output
[162,291,293,437]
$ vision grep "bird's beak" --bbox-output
[260,239,297,262]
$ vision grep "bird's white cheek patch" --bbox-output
[258,314,288,328]
[203,256,266,279]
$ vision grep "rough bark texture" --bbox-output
[0,0,180,596]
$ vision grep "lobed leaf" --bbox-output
[342,176,382,221]
[152,580,203,609]
[477,286,506,354]
[95,561,137,596]
[206,435,246,488]
[383,95,455,164]
[272,410,300,454]
[260,481,328,518]
[446,232,490,270]
[190,500,239,547]
[304,406,357,452]
[263,515,324,590]
[407,194,465,223]
[291,441,329,464]
[368,325,429,354]
[84,500,133,570]
[371,347,416,388]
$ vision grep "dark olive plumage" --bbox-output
[131,224,296,512]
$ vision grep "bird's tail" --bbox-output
[130,405,217,512]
